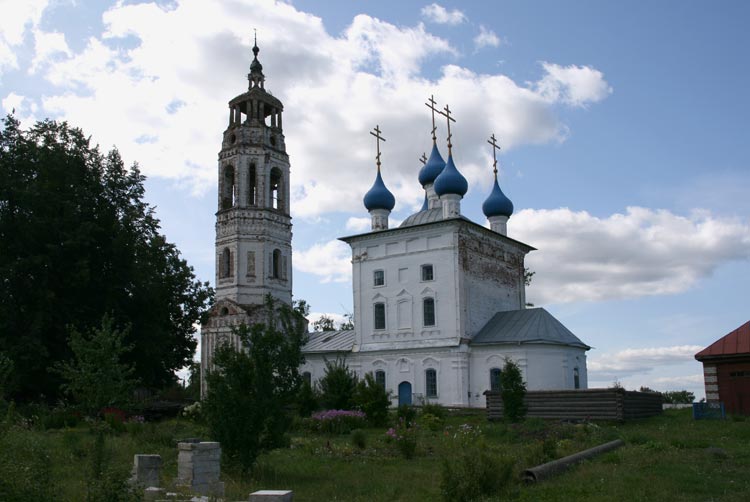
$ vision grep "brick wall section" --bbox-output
[176,441,224,497]
[703,364,719,402]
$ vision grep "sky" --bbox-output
[2,0,749,399]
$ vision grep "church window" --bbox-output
[303,371,311,386]
[425,368,437,398]
[220,307,229,316]
[423,297,435,327]
[374,302,386,330]
[220,248,232,278]
[272,249,282,279]
[574,367,580,389]
[490,368,502,391]
[421,264,434,282]
[373,269,385,287]
[270,167,283,211]
[246,251,255,277]
[375,370,386,388]
[248,163,257,205]
[222,165,236,209]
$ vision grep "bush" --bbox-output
[420,402,446,419]
[351,429,367,450]
[419,412,443,432]
[440,444,515,501]
[319,358,358,410]
[397,404,417,424]
[310,410,367,434]
[353,373,391,426]
[500,358,527,422]
[295,379,320,417]
[386,418,418,459]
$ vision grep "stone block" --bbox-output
[250,490,294,502]
[132,454,162,488]
[143,486,165,501]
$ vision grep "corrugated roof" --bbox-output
[399,208,447,227]
[471,308,590,349]
[695,321,750,360]
[303,329,356,353]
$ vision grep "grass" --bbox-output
[1,408,749,501]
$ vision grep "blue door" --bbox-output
[398,381,412,406]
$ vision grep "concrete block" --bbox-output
[250,490,294,501]
[132,454,162,488]
[143,486,165,501]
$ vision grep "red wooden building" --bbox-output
[695,321,750,415]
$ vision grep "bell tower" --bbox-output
[214,38,292,307]
[201,39,293,396]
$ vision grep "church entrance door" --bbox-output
[398,381,412,406]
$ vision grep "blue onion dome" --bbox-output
[420,193,428,211]
[418,143,446,187]
[433,154,468,197]
[482,177,514,217]
[363,169,396,211]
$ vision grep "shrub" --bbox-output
[310,410,367,434]
[420,402,446,419]
[295,379,320,417]
[351,429,367,450]
[500,358,527,422]
[397,404,417,424]
[387,418,418,459]
[40,405,80,430]
[440,444,515,501]
[319,358,358,410]
[182,401,202,421]
[353,372,392,426]
[419,412,443,432]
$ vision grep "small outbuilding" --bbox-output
[695,321,750,415]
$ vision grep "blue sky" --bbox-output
[2,0,749,397]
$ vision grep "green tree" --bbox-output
[0,353,12,401]
[0,116,212,400]
[499,358,527,422]
[662,390,695,404]
[203,297,306,471]
[353,372,391,426]
[339,313,354,330]
[313,314,336,332]
[55,315,138,415]
[319,358,358,410]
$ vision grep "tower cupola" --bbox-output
[248,34,265,89]
[364,125,395,230]
[483,134,513,235]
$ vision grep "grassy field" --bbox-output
[1,408,749,501]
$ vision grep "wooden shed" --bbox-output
[695,321,750,415]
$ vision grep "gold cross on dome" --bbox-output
[425,94,440,141]
[370,125,386,170]
[438,104,456,153]
[487,133,501,177]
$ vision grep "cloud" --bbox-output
[473,26,501,50]
[308,311,349,329]
[514,207,750,304]
[22,0,610,213]
[295,239,351,283]
[588,345,704,381]
[0,0,49,73]
[346,217,371,232]
[652,374,704,387]
[421,4,467,25]
[30,28,71,73]
[535,62,612,107]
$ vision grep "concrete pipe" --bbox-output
[523,439,624,483]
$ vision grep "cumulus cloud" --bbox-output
[473,26,501,50]
[346,217,372,232]
[0,0,49,73]
[21,0,610,212]
[421,3,467,25]
[588,345,704,381]
[295,239,351,283]
[514,207,750,305]
[30,28,71,73]
[535,62,612,107]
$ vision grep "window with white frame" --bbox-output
[425,368,437,398]
[373,269,385,287]
[574,367,580,389]
[423,297,436,327]
[374,302,386,330]
[421,264,434,281]
[490,368,502,391]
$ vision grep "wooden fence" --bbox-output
[485,388,663,421]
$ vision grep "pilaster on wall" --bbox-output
[702,364,719,402]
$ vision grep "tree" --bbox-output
[313,314,336,332]
[319,358,358,410]
[339,313,354,330]
[203,296,306,471]
[662,390,695,404]
[353,372,391,426]
[55,315,138,415]
[0,117,213,400]
[499,358,527,422]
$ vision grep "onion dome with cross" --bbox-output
[482,134,513,218]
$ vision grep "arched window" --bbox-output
[302,371,312,386]
[374,302,386,330]
[220,248,231,278]
[423,297,435,327]
[425,368,437,398]
[574,367,580,389]
[270,167,283,211]
[222,165,235,209]
[375,370,386,388]
[490,368,502,392]
[248,163,257,206]
[272,249,281,279]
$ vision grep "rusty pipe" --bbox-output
[523,439,624,483]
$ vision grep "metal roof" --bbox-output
[303,329,356,353]
[471,308,590,349]
[695,321,750,360]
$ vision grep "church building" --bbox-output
[201,43,590,407]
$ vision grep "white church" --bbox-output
[201,43,590,408]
